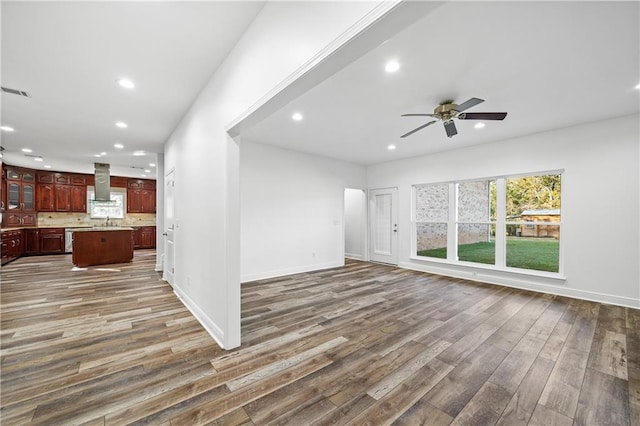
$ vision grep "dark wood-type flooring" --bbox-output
[1,252,639,425]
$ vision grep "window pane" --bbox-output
[416,223,447,259]
[416,184,448,222]
[458,223,495,265]
[458,180,495,222]
[506,226,560,272]
[88,190,125,219]
[506,174,561,220]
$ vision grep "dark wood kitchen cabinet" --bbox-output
[37,171,88,213]
[127,179,156,213]
[24,229,40,254]
[1,229,24,265]
[39,228,65,254]
[4,166,36,227]
[132,226,156,249]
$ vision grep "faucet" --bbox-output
[105,216,110,227]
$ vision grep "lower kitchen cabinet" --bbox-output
[1,229,24,265]
[24,229,40,254]
[39,228,65,254]
[133,226,156,249]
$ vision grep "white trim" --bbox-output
[399,260,639,309]
[172,285,226,349]
[241,260,344,284]
[225,0,404,135]
[345,253,366,261]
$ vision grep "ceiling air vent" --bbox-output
[1,86,31,98]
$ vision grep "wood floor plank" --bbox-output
[1,254,637,425]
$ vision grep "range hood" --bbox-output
[93,162,111,201]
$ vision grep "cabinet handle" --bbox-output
[11,240,15,247]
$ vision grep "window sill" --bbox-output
[408,255,566,284]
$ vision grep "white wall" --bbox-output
[367,114,640,308]
[240,142,366,282]
[164,1,384,348]
[344,188,367,260]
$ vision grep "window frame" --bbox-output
[412,170,563,278]
[86,187,126,219]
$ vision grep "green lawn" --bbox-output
[417,237,559,272]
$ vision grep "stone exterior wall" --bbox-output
[416,181,491,253]
[457,181,491,245]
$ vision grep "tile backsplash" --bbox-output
[37,212,156,227]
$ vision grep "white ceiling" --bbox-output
[1,1,264,178]
[241,1,640,165]
[1,1,638,178]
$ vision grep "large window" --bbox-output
[87,188,126,219]
[414,172,562,275]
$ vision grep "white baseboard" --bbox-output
[399,261,640,309]
[172,284,227,348]
[345,253,365,261]
[241,260,344,283]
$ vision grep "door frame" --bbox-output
[368,187,399,265]
[163,168,176,286]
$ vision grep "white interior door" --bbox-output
[369,187,398,265]
[163,169,175,286]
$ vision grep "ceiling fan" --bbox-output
[401,98,507,138]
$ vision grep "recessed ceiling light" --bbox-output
[385,60,400,73]
[133,150,145,156]
[21,148,32,153]
[1,126,15,132]
[117,78,135,89]
[292,112,303,121]
[144,169,151,173]
[44,165,52,169]
[149,163,156,167]
[115,121,128,128]
[387,144,396,150]
[474,122,486,129]
[635,83,640,90]
[100,151,107,156]
[114,143,124,149]
[94,154,102,158]
[34,157,43,162]
[141,174,147,178]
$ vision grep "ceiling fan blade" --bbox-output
[458,112,507,120]
[401,113,439,117]
[400,120,437,138]
[454,97,484,112]
[444,120,457,138]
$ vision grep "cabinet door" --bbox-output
[21,214,36,226]
[40,233,64,253]
[13,232,24,257]
[140,227,156,248]
[25,229,40,254]
[1,177,6,211]
[37,184,55,211]
[132,227,142,249]
[3,213,22,227]
[70,186,87,212]
[37,172,55,183]
[22,183,35,211]
[7,181,20,210]
[55,185,71,211]
[141,190,155,213]
[127,189,142,213]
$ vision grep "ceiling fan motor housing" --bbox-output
[435,102,458,120]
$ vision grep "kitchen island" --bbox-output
[71,227,134,267]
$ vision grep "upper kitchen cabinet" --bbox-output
[127,179,156,213]
[4,166,36,227]
[37,171,88,213]
[6,166,35,212]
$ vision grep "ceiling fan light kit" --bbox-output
[401,97,507,138]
